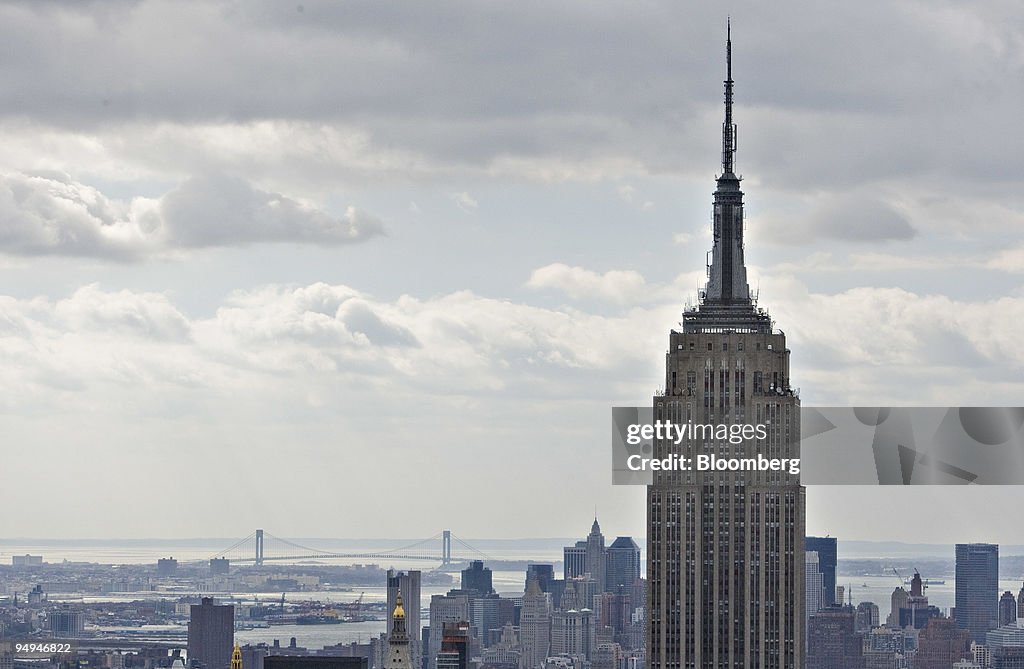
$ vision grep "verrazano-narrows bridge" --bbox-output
[210,529,488,568]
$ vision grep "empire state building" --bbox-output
[646,25,805,669]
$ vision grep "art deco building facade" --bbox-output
[647,25,805,669]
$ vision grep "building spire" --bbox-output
[683,19,771,334]
[722,17,736,176]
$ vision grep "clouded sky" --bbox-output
[1,1,1023,544]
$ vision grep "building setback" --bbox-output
[646,23,805,669]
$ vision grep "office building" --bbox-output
[855,602,880,633]
[428,592,469,669]
[210,558,230,575]
[158,557,179,576]
[606,537,641,591]
[807,551,824,620]
[1001,592,1018,627]
[462,561,494,595]
[956,544,999,644]
[807,607,864,669]
[12,555,43,567]
[585,519,607,595]
[564,544,587,581]
[917,617,971,669]
[806,537,838,607]
[646,25,805,669]
[520,575,551,669]
[527,565,556,594]
[188,597,235,669]
[986,622,1024,669]
[50,607,85,638]
[437,622,469,669]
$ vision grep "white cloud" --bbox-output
[0,171,383,259]
[451,191,479,213]
[526,263,649,305]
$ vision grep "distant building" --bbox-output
[888,588,909,628]
[972,641,991,669]
[386,593,412,669]
[519,575,551,669]
[427,592,469,669]
[550,580,594,660]
[1018,584,1024,619]
[210,558,230,575]
[461,561,493,595]
[470,595,514,646]
[436,622,469,669]
[188,597,234,669]
[899,572,941,630]
[917,617,971,669]
[388,570,422,669]
[158,557,179,576]
[12,555,43,567]
[525,564,561,608]
[807,607,865,669]
[605,538,640,591]
[563,544,587,581]
[50,607,85,638]
[806,537,838,607]
[584,519,607,595]
[1000,592,1018,627]
[955,544,999,644]
[986,622,1024,669]
[526,565,556,594]
[807,551,825,621]
[856,602,880,633]
[480,624,521,669]
[264,659,366,669]
[27,584,46,604]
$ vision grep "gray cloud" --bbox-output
[0,171,383,258]
[159,174,384,247]
[805,196,917,242]
[0,1,1020,193]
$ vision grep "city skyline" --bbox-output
[1,1,1023,542]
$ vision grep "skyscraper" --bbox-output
[806,537,838,607]
[646,24,805,669]
[520,575,551,669]
[387,594,413,669]
[388,570,422,669]
[606,537,641,591]
[188,597,234,669]
[999,591,1017,627]
[955,543,999,644]
[806,607,864,669]
[461,561,494,595]
[585,518,607,595]
[428,592,469,669]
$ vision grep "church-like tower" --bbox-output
[387,594,412,669]
[646,23,805,669]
